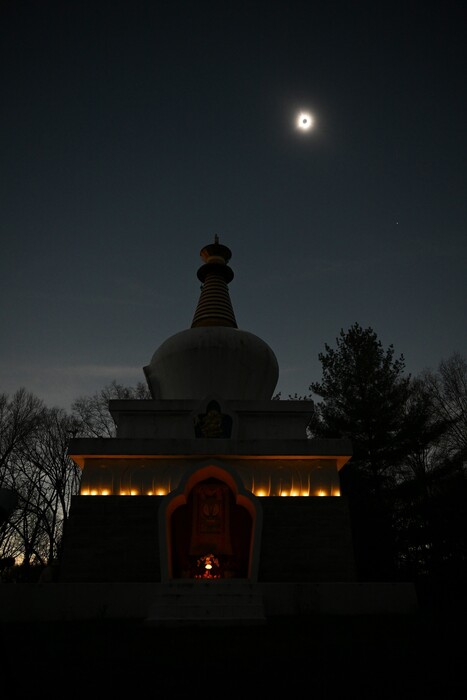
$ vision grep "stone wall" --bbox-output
[59,496,163,583]
[258,496,357,582]
[59,494,356,584]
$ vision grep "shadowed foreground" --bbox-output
[2,611,465,698]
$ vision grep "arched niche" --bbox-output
[158,462,262,583]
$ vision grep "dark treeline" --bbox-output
[0,381,151,580]
[1,323,466,608]
[278,324,467,607]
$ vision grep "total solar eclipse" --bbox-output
[297,112,314,130]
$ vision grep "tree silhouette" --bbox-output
[308,323,446,581]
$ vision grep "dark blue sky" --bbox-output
[1,0,466,409]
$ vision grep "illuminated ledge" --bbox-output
[68,437,352,470]
[79,490,341,497]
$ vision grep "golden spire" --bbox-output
[191,236,238,328]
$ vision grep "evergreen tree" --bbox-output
[309,323,416,580]
[310,323,411,489]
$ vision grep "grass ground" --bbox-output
[2,610,466,698]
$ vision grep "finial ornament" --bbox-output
[214,234,219,244]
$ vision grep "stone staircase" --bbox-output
[144,580,266,626]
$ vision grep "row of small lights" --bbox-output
[80,488,340,497]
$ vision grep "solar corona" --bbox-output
[297,111,314,130]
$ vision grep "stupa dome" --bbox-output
[143,237,279,400]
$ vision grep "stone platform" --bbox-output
[144,580,267,626]
[0,580,418,623]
